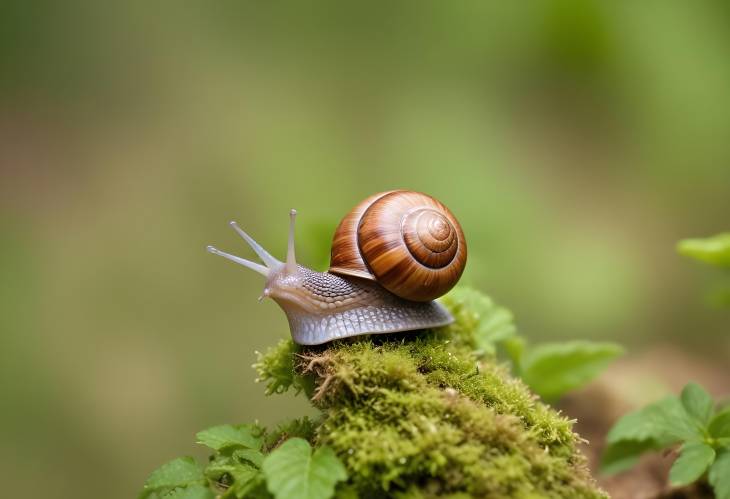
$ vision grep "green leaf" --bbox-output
[501,336,526,374]
[710,451,730,499]
[441,287,516,355]
[229,465,267,498]
[205,454,238,478]
[205,454,268,499]
[607,396,700,446]
[601,439,658,475]
[677,233,730,268]
[233,448,265,468]
[520,341,623,402]
[262,438,347,499]
[140,457,206,498]
[710,410,730,439]
[476,305,516,348]
[166,484,215,499]
[197,424,263,451]
[681,382,715,425]
[669,442,715,486]
[603,392,712,477]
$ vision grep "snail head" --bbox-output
[207,210,309,309]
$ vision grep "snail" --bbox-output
[207,190,467,345]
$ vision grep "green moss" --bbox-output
[255,295,606,498]
[253,339,303,395]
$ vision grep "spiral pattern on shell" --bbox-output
[329,190,467,302]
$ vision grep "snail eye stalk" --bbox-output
[207,217,293,277]
[206,245,270,276]
[286,209,299,276]
[229,221,281,269]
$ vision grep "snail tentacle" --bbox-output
[206,245,270,277]
[285,209,299,276]
[229,220,283,270]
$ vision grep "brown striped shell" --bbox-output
[329,190,467,302]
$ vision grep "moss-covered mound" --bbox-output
[256,324,605,498]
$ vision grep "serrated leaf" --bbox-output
[262,438,347,499]
[710,451,730,499]
[681,382,714,425]
[607,396,700,445]
[677,233,730,268]
[441,287,516,355]
[197,424,262,451]
[710,410,730,439]
[233,448,265,468]
[205,454,237,478]
[648,398,706,442]
[140,457,205,498]
[606,406,657,444]
[520,341,623,402]
[476,306,516,346]
[669,442,715,486]
[230,465,267,498]
[204,455,267,499]
[601,439,658,475]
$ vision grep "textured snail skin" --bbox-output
[268,266,452,345]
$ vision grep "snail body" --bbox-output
[207,190,467,345]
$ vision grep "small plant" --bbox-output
[442,287,623,403]
[140,420,347,499]
[595,234,730,498]
[139,287,613,498]
[602,382,730,499]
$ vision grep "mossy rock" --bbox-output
[256,298,606,498]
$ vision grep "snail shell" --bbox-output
[329,190,467,302]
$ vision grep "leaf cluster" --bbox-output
[140,420,347,499]
[602,382,730,499]
[441,287,623,402]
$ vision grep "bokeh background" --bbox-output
[1,1,729,498]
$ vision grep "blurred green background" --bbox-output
[1,1,729,498]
